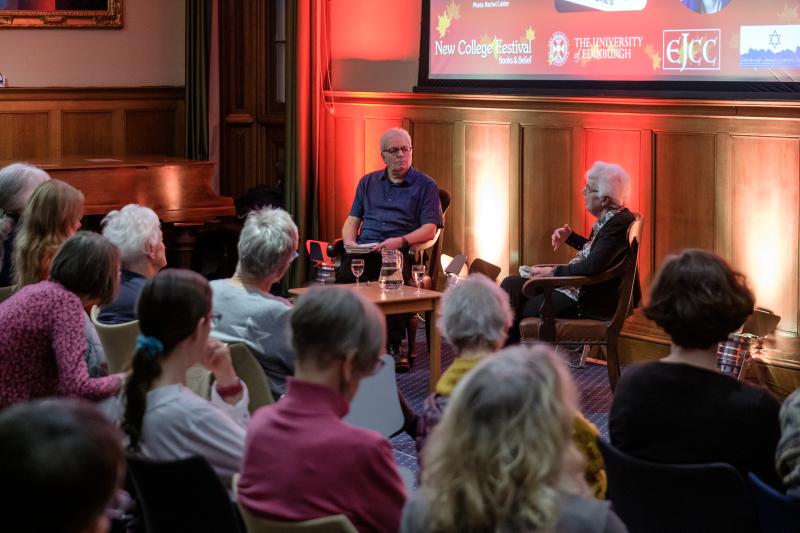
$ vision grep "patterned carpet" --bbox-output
[391,321,613,473]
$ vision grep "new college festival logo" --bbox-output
[662,29,720,71]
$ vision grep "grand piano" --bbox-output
[11,156,236,268]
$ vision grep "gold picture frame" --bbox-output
[0,0,122,28]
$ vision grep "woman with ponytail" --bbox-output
[103,269,248,487]
[0,163,50,287]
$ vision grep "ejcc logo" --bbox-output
[662,29,721,71]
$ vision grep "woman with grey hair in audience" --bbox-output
[238,286,406,531]
[97,204,167,324]
[501,160,640,344]
[210,207,299,398]
[415,274,513,456]
[0,163,50,287]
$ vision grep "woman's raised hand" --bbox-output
[201,338,237,384]
[551,224,572,251]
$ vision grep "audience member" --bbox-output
[13,179,84,289]
[609,249,782,488]
[415,274,513,454]
[97,204,167,324]
[238,286,406,532]
[0,162,50,287]
[501,161,639,344]
[210,207,297,398]
[776,387,800,497]
[0,232,122,408]
[0,398,124,533]
[102,269,248,488]
[402,346,627,533]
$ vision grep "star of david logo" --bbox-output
[769,30,782,50]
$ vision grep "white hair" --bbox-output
[237,207,299,281]
[438,274,514,353]
[0,163,51,217]
[101,204,161,267]
[0,163,51,253]
[379,127,412,151]
[587,161,630,207]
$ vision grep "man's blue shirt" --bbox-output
[97,269,147,325]
[349,167,442,243]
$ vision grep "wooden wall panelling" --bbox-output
[520,126,573,267]
[125,109,176,156]
[409,121,457,258]
[730,136,800,333]
[464,122,510,278]
[452,120,467,261]
[638,130,654,289]
[0,88,184,162]
[653,132,716,268]
[332,116,363,242]
[715,132,734,262]
[0,112,49,160]
[364,118,401,173]
[508,122,521,272]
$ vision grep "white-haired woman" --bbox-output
[415,274,513,455]
[501,161,639,343]
[97,204,167,324]
[0,163,50,287]
[402,346,628,533]
[210,207,299,398]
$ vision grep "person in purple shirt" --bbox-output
[338,127,443,369]
[238,285,406,532]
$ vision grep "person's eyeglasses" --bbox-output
[383,146,413,156]
[208,313,223,327]
[582,185,599,195]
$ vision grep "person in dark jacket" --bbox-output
[502,161,639,343]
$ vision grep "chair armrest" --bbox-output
[409,229,441,264]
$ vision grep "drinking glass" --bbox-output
[351,258,365,287]
[412,264,425,294]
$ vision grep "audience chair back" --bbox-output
[232,473,357,533]
[519,213,643,390]
[748,472,800,533]
[127,455,243,533]
[228,342,275,412]
[598,438,756,533]
[90,306,140,373]
[344,354,403,437]
[0,285,13,304]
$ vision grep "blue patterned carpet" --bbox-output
[392,321,613,473]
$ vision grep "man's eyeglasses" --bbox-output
[383,146,413,156]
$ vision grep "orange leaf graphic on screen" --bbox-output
[526,27,536,42]
[778,2,800,23]
[437,11,452,38]
[644,44,661,70]
[447,1,461,21]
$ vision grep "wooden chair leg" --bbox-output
[606,336,621,392]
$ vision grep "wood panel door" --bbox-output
[220,0,286,201]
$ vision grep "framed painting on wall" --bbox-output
[0,0,122,28]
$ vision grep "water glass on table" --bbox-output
[412,264,425,294]
[351,258,365,287]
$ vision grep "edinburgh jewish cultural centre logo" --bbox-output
[548,31,570,67]
[740,25,800,68]
[662,29,721,71]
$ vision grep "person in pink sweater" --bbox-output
[238,286,406,532]
[0,231,123,408]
